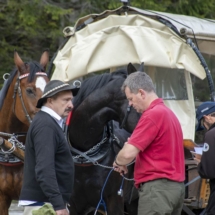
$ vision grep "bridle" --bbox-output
[0,71,47,165]
[12,71,47,124]
[65,113,123,166]
[66,105,132,165]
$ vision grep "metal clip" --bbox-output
[117,188,123,197]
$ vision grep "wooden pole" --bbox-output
[0,137,24,162]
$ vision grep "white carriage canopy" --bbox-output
[52,6,215,141]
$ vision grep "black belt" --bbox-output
[139,182,145,188]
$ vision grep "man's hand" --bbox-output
[191,151,201,164]
[113,161,128,175]
[56,209,69,215]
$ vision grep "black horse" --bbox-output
[67,64,141,215]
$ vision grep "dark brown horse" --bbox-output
[0,51,49,215]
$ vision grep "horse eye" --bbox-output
[26,88,35,96]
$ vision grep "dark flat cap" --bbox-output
[36,80,79,108]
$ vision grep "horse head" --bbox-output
[69,64,141,151]
[0,51,50,128]
[13,51,50,125]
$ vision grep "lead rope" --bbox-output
[94,168,114,215]
[94,163,133,215]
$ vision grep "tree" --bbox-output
[0,0,215,88]
[0,0,72,85]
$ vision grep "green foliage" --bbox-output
[0,0,215,91]
[192,54,215,102]
[129,0,172,11]
[85,0,215,19]
[0,0,72,85]
[167,0,215,18]
[0,0,214,144]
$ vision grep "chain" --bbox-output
[73,137,108,159]
[95,163,114,169]
[72,133,134,181]
[8,136,25,150]
[0,141,16,154]
[0,134,25,155]
[94,159,135,181]
[122,175,134,181]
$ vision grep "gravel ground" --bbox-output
[9,202,24,215]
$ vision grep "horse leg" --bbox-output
[106,197,124,215]
[124,197,138,215]
[0,165,23,215]
[0,195,12,215]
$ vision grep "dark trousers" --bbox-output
[138,178,185,215]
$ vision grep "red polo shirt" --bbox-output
[129,98,185,188]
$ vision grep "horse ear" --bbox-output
[14,51,26,74]
[127,63,137,75]
[40,50,49,71]
[138,62,144,72]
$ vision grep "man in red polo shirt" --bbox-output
[113,71,185,215]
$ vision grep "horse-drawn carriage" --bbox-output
[50,3,215,215]
[1,2,215,215]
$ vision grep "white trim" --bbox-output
[41,83,69,98]
[19,72,47,80]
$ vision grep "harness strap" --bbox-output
[12,79,19,114]
[120,105,131,129]
[12,74,32,124]
[128,182,135,204]
[66,114,111,165]
[70,146,97,165]
[17,85,32,123]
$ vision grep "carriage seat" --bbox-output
[183,140,210,211]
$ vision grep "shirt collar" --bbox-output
[41,106,64,128]
[144,98,163,113]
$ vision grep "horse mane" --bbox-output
[0,61,45,110]
[73,69,127,110]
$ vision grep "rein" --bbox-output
[12,71,47,124]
